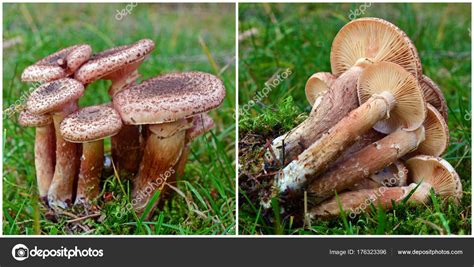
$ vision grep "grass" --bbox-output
[238,3,471,235]
[2,3,236,235]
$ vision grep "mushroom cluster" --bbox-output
[265,18,462,220]
[19,39,226,215]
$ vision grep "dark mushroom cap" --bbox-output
[18,110,52,127]
[27,78,84,115]
[421,75,448,121]
[75,39,155,84]
[331,17,422,79]
[113,72,226,125]
[60,104,122,143]
[21,44,92,82]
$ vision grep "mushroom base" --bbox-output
[35,124,56,200]
[75,140,104,205]
[111,125,142,177]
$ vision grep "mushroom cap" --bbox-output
[18,110,52,127]
[414,104,449,156]
[304,72,335,106]
[421,75,448,121]
[26,78,84,115]
[75,39,155,84]
[187,113,215,141]
[406,155,462,201]
[330,17,422,79]
[60,104,122,143]
[21,44,92,82]
[149,118,194,138]
[358,61,426,134]
[113,72,226,125]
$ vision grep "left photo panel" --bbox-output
[3,3,236,235]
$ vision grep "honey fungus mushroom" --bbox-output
[60,104,122,204]
[26,78,84,208]
[420,75,448,121]
[277,62,426,194]
[269,18,422,164]
[18,111,56,202]
[113,72,225,214]
[310,156,462,220]
[21,44,92,83]
[75,39,155,177]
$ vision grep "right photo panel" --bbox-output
[238,3,471,235]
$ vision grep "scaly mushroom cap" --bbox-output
[26,78,84,115]
[21,44,92,82]
[358,62,426,134]
[75,39,155,84]
[413,104,449,156]
[18,110,53,127]
[113,72,226,125]
[187,113,215,141]
[331,17,422,79]
[406,155,462,201]
[421,75,448,121]
[60,105,123,143]
[304,72,335,106]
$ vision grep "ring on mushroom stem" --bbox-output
[21,44,92,83]
[113,72,225,215]
[26,78,84,209]
[18,111,56,203]
[277,62,426,195]
[75,39,155,177]
[307,104,449,205]
[60,104,123,205]
[309,155,462,220]
[270,18,422,166]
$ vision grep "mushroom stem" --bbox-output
[34,123,56,202]
[271,61,368,164]
[309,183,425,220]
[111,124,142,176]
[277,91,395,192]
[48,102,80,208]
[132,128,185,213]
[76,140,104,204]
[307,127,425,205]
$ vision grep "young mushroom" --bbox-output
[21,44,92,83]
[113,72,225,213]
[270,18,422,164]
[309,155,462,220]
[26,78,84,208]
[420,75,448,121]
[18,111,56,203]
[60,104,123,204]
[75,39,155,176]
[277,62,426,194]
[307,103,448,205]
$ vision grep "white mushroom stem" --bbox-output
[132,126,185,214]
[270,60,370,164]
[47,102,80,209]
[75,140,104,204]
[307,127,425,205]
[309,183,429,220]
[277,91,395,193]
[35,123,56,202]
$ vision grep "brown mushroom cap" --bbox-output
[21,44,92,82]
[421,75,448,121]
[187,113,215,141]
[358,62,426,134]
[75,39,155,84]
[60,105,122,143]
[304,72,335,106]
[406,155,462,201]
[26,78,84,115]
[414,104,449,156]
[113,72,226,125]
[18,110,52,127]
[330,17,422,79]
